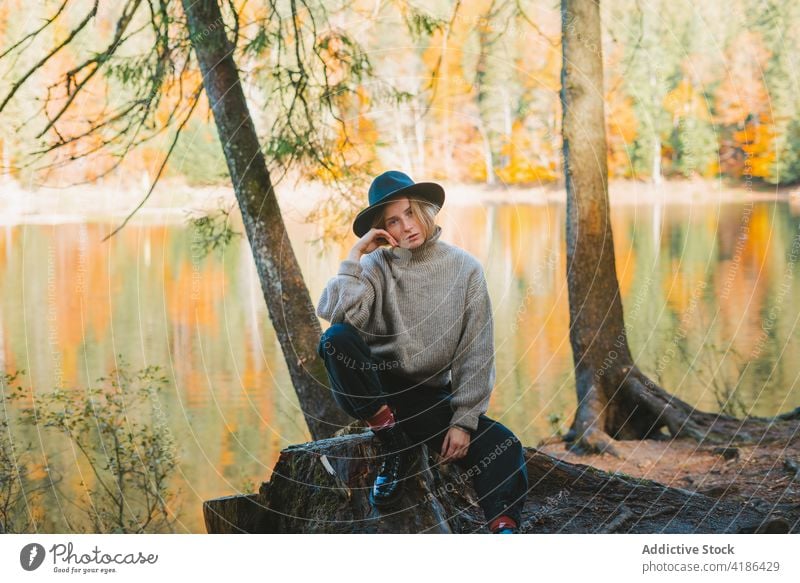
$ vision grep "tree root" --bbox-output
[567,363,800,455]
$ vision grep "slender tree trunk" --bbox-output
[413,101,426,175]
[559,0,799,455]
[640,1,662,185]
[474,23,496,185]
[181,0,349,439]
[393,104,413,173]
[478,120,495,186]
[501,86,512,169]
[651,135,661,184]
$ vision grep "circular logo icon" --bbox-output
[20,543,46,571]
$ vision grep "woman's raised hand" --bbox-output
[349,228,398,261]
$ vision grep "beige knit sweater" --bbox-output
[316,225,495,431]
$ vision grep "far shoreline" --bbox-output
[1,175,798,225]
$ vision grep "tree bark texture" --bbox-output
[559,0,800,455]
[203,433,795,533]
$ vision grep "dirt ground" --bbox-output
[537,434,800,526]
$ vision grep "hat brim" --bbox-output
[352,182,445,238]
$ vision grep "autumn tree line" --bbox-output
[1,0,799,191]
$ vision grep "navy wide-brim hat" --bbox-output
[353,170,445,238]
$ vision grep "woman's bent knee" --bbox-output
[320,322,360,343]
[318,322,360,357]
[474,418,523,457]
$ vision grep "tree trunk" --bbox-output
[414,102,426,176]
[394,103,413,173]
[181,0,350,439]
[651,125,662,184]
[559,0,800,455]
[475,22,496,186]
[203,433,794,533]
[478,120,496,186]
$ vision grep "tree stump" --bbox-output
[203,432,793,533]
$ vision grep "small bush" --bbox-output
[14,357,181,533]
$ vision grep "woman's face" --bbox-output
[383,197,425,249]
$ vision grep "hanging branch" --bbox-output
[0,0,406,239]
[0,0,99,114]
[37,0,145,139]
[101,82,204,242]
[0,0,71,60]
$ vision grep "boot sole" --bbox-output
[368,483,406,511]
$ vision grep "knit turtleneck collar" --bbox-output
[389,224,443,265]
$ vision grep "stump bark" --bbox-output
[203,432,795,533]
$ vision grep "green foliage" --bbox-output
[169,119,230,185]
[241,24,271,57]
[770,119,800,185]
[668,116,718,178]
[547,412,564,437]
[188,203,242,259]
[18,358,180,533]
[402,8,447,41]
[241,4,386,192]
[616,0,679,181]
[5,0,800,199]
[104,56,153,89]
[0,371,32,534]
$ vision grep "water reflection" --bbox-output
[2,198,799,532]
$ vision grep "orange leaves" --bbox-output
[316,32,349,87]
[495,119,557,184]
[309,85,378,184]
[154,69,206,128]
[733,115,777,179]
[664,79,711,123]
[606,86,638,178]
[714,31,771,127]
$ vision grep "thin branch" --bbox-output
[417,0,462,122]
[101,83,204,242]
[31,101,144,155]
[0,0,99,114]
[36,0,145,139]
[226,0,244,50]
[606,0,645,98]
[0,0,70,60]
[514,0,558,47]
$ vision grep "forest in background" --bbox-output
[0,0,798,192]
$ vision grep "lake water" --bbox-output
[2,196,800,532]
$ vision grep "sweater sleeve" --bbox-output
[448,268,496,432]
[316,256,378,329]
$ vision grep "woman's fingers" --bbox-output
[378,229,398,246]
[360,229,392,253]
[441,428,470,462]
[440,433,451,460]
[451,431,470,461]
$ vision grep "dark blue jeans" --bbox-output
[317,322,529,526]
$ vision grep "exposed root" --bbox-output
[565,362,800,455]
[627,366,800,444]
[567,426,621,458]
[568,373,623,457]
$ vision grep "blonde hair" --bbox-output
[371,197,439,240]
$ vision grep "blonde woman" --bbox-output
[316,170,528,533]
